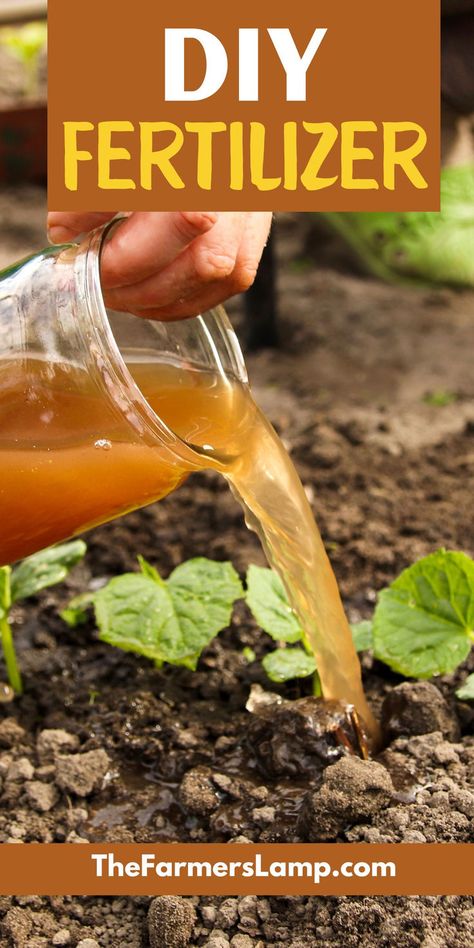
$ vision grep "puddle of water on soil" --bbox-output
[89,803,129,829]
[84,729,320,843]
[84,773,186,841]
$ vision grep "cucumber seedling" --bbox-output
[62,548,474,698]
[0,541,86,694]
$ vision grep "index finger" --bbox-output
[47,211,117,244]
[99,211,218,289]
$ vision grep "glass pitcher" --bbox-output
[0,223,251,566]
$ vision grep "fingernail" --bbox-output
[47,226,74,245]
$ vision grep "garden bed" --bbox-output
[0,17,47,184]
[0,196,473,947]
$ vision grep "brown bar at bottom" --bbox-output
[0,844,472,896]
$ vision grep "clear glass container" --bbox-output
[0,223,249,564]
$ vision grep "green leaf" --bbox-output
[95,574,177,662]
[172,652,201,671]
[137,555,164,585]
[11,541,87,604]
[262,647,317,683]
[242,646,256,663]
[0,567,12,620]
[60,592,96,628]
[423,390,457,408]
[373,550,474,679]
[246,565,303,643]
[166,558,244,657]
[351,620,373,652]
[1,23,47,66]
[456,674,474,702]
[95,558,243,666]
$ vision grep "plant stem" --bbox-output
[302,633,321,697]
[312,670,322,697]
[0,615,22,695]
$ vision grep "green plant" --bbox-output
[0,541,87,694]
[63,556,243,670]
[423,390,457,407]
[362,550,474,678]
[248,550,474,688]
[1,22,47,99]
[8,544,471,700]
[62,549,474,692]
[456,674,474,702]
[62,556,366,693]
[245,564,320,693]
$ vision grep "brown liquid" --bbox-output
[0,355,375,735]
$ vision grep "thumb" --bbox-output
[47,211,118,245]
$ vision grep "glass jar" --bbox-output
[0,222,249,564]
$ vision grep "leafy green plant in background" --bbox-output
[0,22,47,100]
[422,390,458,408]
[0,541,86,694]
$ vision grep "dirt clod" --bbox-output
[216,899,239,930]
[7,757,34,782]
[2,906,33,947]
[251,805,275,825]
[36,730,80,763]
[237,896,260,935]
[0,718,27,748]
[304,757,394,840]
[25,780,59,812]
[148,896,196,948]
[179,766,220,816]
[230,936,255,948]
[204,932,230,948]
[54,750,110,797]
[201,906,218,927]
[51,931,71,946]
[382,682,460,741]
[247,687,363,778]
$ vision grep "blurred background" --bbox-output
[0,1,46,192]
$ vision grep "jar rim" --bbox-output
[77,220,246,470]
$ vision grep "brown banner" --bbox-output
[48,0,440,211]
[0,844,471,896]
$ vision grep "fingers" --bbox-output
[47,210,218,285]
[104,212,244,310]
[104,211,272,320]
[47,208,272,320]
[47,211,116,244]
[100,211,218,289]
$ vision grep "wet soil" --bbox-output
[0,195,473,946]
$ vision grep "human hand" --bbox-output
[47,210,272,319]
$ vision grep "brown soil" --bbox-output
[0,194,473,947]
